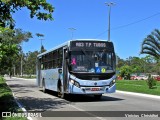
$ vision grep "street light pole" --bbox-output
[20,51,24,77]
[105,2,115,42]
[39,38,44,53]
[69,28,76,40]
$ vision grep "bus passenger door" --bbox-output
[36,58,41,87]
[63,48,68,92]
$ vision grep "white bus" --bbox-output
[36,39,116,99]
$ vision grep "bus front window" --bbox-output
[70,50,115,73]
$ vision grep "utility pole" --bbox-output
[20,42,23,77]
[21,52,23,77]
[36,33,44,53]
[68,28,76,40]
[105,2,115,42]
[39,38,44,53]
[13,65,15,76]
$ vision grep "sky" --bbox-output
[13,0,160,59]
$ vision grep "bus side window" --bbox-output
[57,48,63,68]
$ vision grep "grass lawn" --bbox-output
[116,80,160,96]
[0,76,27,120]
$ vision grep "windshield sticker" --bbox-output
[74,66,87,72]
[95,62,99,67]
[71,58,76,65]
[89,68,95,73]
[95,67,101,73]
[101,68,106,73]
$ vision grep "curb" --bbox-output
[12,77,36,81]
[6,80,33,120]
[116,90,160,99]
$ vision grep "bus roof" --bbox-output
[37,39,112,57]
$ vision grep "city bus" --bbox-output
[36,39,116,99]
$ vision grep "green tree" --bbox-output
[0,27,32,75]
[140,29,160,59]
[146,74,157,89]
[0,28,18,74]
[116,56,126,68]
[0,0,54,28]
[119,65,133,80]
[24,51,39,76]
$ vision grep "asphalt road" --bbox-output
[4,77,160,120]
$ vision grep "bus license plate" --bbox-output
[91,88,100,91]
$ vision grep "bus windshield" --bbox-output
[70,49,115,73]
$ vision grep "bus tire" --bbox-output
[57,81,65,99]
[94,94,102,99]
[42,79,46,93]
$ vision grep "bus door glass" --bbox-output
[63,48,68,92]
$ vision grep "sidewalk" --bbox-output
[116,90,160,99]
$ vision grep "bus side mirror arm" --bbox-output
[65,50,69,59]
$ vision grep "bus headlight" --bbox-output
[70,79,80,88]
[70,79,75,84]
[109,79,116,87]
[113,79,116,83]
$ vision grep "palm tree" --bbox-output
[140,29,160,60]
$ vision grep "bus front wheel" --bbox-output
[58,82,65,99]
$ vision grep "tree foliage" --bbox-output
[0,0,54,28]
[117,55,160,79]
[119,65,133,79]
[141,29,160,60]
[23,51,39,76]
[0,27,32,74]
[12,46,46,76]
[146,74,157,89]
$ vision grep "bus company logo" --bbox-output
[2,112,11,117]
[94,82,97,86]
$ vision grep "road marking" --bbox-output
[12,93,33,120]
[69,104,106,120]
[6,81,33,120]
[116,90,160,99]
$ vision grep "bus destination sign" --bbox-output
[76,42,106,47]
[70,41,114,51]
[71,41,108,48]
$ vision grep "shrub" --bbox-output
[146,74,157,89]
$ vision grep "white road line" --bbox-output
[69,104,106,120]
[6,81,33,120]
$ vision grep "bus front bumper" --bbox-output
[69,83,116,94]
